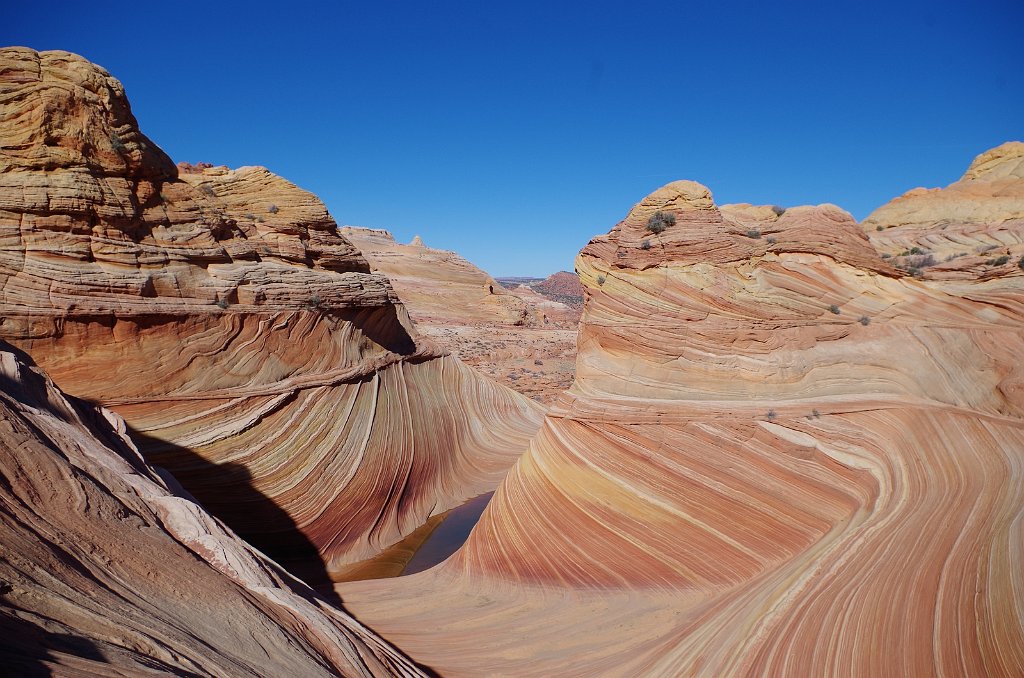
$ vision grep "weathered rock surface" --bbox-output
[0,47,543,587]
[0,341,424,676]
[864,141,1024,278]
[341,226,578,404]
[340,153,1024,676]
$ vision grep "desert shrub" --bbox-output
[905,254,935,269]
[1019,256,1024,270]
[812,409,821,418]
[243,213,256,221]
[646,211,675,234]
[766,236,777,244]
[859,315,870,326]
[746,229,762,239]
[597,275,607,286]
[771,205,786,216]
[267,204,279,214]
[880,253,892,259]
[909,246,925,255]
[534,359,543,366]
[306,294,323,310]
[991,255,1010,266]
[200,185,216,197]
[215,298,229,310]
[828,304,840,315]
[876,225,884,231]
[641,239,651,250]
[109,132,127,153]
[766,409,778,421]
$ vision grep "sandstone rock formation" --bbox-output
[340,160,1024,675]
[0,47,543,587]
[863,141,1024,279]
[0,341,424,676]
[341,226,578,404]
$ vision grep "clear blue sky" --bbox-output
[5,1,1022,276]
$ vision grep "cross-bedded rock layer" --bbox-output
[0,341,425,676]
[0,47,543,585]
[341,226,579,404]
[340,150,1024,676]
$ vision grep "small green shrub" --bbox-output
[640,239,651,250]
[746,229,762,239]
[876,225,884,231]
[991,255,1010,266]
[597,275,607,286]
[771,205,786,216]
[646,211,675,234]
[1019,256,1024,270]
[267,204,279,214]
[306,294,323,310]
[766,236,777,245]
[812,409,821,419]
[828,304,840,315]
[215,298,229,310]
[910,246,924,255]
[766,409,778,421]
[859,315,870,326]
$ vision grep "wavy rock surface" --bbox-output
[863,141,1024,279]
[0,341,424,676]
[342,226,578,404]
[340,156,1024,675]
[0,47,543,584]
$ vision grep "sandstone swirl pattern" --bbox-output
[340,156,1024,675]
[0,341,425,676]
[0,47,544,583]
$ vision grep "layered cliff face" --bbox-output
[0,341,424,676]
[340,156,1024,675]
[0,47,544,584]
[341,226,578,404]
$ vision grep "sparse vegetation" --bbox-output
[534,359,543,366]
[876,225,884,231]
[859,315,870,326]
[828,304,840,315]
[646,211,675,234]
[641,239,651,250]
[597,275,607,286]
[244,213,256,221]
[109,132,127,153]
[200,184,216,197]
[989,255,1010,266]
[880,253,892,259]
[1019,256,1024,270]
[766,409,778,421]
[746,229,762,239]
[766,236,777,245]
[267,204,279,214]
[771,205,786,216]
[812,409,821,419]
[306,294,323,310]
[910,246,924,255]
[215,298,229,310]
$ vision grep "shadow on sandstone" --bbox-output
[117,423,349,610]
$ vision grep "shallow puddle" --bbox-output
[328,491,494,583]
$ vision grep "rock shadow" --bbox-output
[120,424,346,609]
